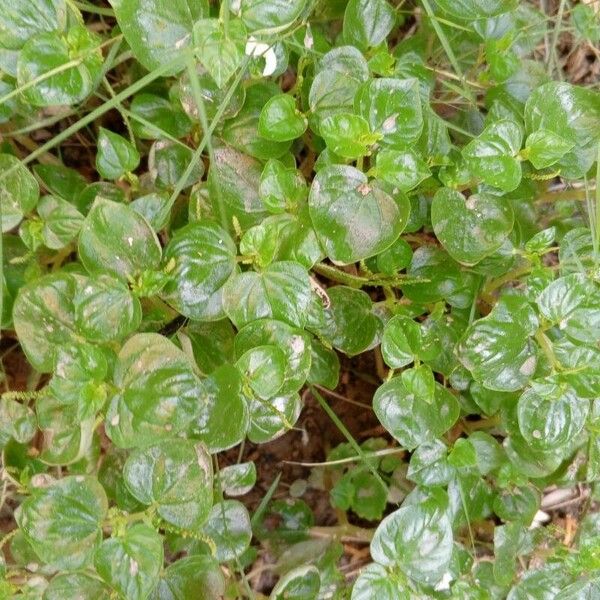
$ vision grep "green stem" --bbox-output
[309,385,388,493]
[0,36,123,109]
[310,524,374,542]
[534,329,559,370]
[167,55,252,214]
[185,56,228,231]
[420,0,475,105]
[312,263,425,289]
[481,264,532,297]
[2,54,187,176]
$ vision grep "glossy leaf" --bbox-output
[194,18,246,88]
[162,222,237,320]
[462,120,523,192]
[16,476,107,570]
[79,198,161,282]
[202,500,252,562]
[373,377,459,450]
[343,0,395,51]
[17,26,102,106]
[370,497,453,585]
[96,128,140,180]
[222,261,311,329]
[95,523,163,600]
[458,295,539,392]
[110,0,207,73]
[124,439,213,529]
[355,78,423,149]
[525,82,600,178]
[0,154,39,232]
[309,165,408,264]
[258,94,307,142]
[431,188,514,265]
[106,333,204,448]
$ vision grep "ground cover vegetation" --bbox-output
[0,0,600,597]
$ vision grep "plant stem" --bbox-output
[310,385,388,492]
[310,524,374,543]
[312,263,425,289]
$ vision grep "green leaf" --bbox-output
[259,159,307,214]
[153,555,225,600]
[351,563,406,600]
[431,188,514,265]
[403,246,475,308]
[184,321,236,375]
[370,497,453,585]
[190,364,248,452]
[374,149,431,193]
[373,377,459,450]
[222,83,292,160]
[309,47,369,125]
[525,82,600,178]
[381,315,439,369]
[0,154,39,232]
[234,318,312,394]
[149,140,205,190]
[78,198,162,282]
[36,392,95,465]
[95,523,163,600]
[202,500,252,562]
[194,18,246,88]
[258,94,307,142]
[237,345,287,399]
[110,0,207,74]
[407,440,453,486]
[401,364,436,404]
[130,93,192,140]
[106,333,204,448]
[17,26,102,106]
[220,462,257,497]
[162,222,237,321]
[343,0,395,50]
[208,145,268,230]
[458,295,539,392]
[355,78,423,149]
[130,192,171,231]
[518,379,589,450]
[309,165,408,264]
[37,194,84,250]
[13,273,140,372]
[493,522,525,587]
[247,392,301,443]
[16,476,107,570]
[462,120,523,192]
[240,0,307,33]
[435,0,518,20]
[310,286,382,356]
[307,339,340,390]
[0,0,67,50]
[222,261,312,329]
[0,397,36,447]
[319,113,376,159]
[180,64,246,123]
[96,128,140,180]
[270,566,320,600]
[524,129,574,170]
[508,566,572,599]
[537,274,600,345]
[44,573,110,600]
[124,439,213,529]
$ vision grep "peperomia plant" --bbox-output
[0,0,600,598]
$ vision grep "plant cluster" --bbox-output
[0,0,600,598]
